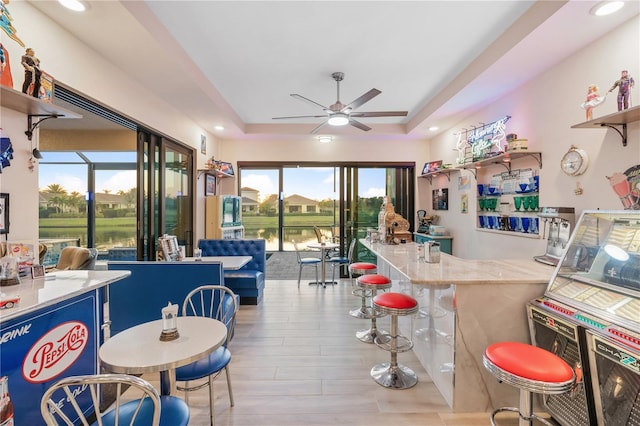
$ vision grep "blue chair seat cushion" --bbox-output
[94,395,189,426]
[301,258,321,265]
[175,346,231,381]
[328,256,349,264]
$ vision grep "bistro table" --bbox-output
[307,242,339,287]
[99,316,227,395]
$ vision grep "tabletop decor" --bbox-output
[160,302,179,341]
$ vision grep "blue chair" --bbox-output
[176,285,238,426]
[327,238,356,283]
[292,239,320,288]
[40,373,189,426]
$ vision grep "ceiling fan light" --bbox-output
[328,113,349,126]
[58,0,86,12]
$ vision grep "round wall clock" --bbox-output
[561,145,589,176]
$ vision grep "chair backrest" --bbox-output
[41,373,161,426]
[292,239,303,264]
[182,285,238,346]
[346,238,357,262]
[38,243,48,264]
[313,226,323,243]
[55,247,98,270]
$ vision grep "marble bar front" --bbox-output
[361,239,555,413]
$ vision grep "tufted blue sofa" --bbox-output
[198,239,266,305]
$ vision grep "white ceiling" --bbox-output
[29,0,640,141]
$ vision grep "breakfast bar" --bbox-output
[361,239,554,413]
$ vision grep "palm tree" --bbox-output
[45,183,67,195]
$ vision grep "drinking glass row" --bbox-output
[478,215,539,233]
[514,195,539,211]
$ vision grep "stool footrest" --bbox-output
[374,333,414,353]
[490,406,555,426]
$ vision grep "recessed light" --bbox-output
[214,125,224,131]
[428,126,439,132]
[590,1,624,16]
[58,0,86,12]
[317,135,333,144]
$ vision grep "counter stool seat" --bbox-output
[483,341,576,426]
[370,292,419,389]
[354,274,392,343]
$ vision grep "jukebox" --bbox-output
[528,210,640,426]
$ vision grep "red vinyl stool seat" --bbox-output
[370,292,419,389]
[348,262,378,318]
[483,342,576,426]
[354,274,392,343]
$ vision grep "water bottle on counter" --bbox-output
[416,243,424,261]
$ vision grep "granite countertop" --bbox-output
[0,270,131,321]
[362,239,554,285]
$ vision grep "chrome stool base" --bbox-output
[356,327,389,344]
[490,406,555,426]
[371,362,418,389]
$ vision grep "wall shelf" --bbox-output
[197,169,234,180]
[571,105,639,147]
[1,86,81,118]
[417,168,458,184]
[458,151,542,179]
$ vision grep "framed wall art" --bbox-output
[0,193,8,234]
[205,173,216,196]
[432,188,449,211]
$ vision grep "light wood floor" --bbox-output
[142,279,549,425]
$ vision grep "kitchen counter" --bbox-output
[361,239,554,413]
[0,270,130,322]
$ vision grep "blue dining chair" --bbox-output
[292,239,320,288]
[40,373,189,426]
[176,285,238,426]
[327,238,356,283]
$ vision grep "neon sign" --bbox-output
[455,115,511,164]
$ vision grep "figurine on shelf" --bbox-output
[21,47,41,97]
[580,84,606,120]
[608,70,635,111]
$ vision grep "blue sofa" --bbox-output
[198,239,266,305]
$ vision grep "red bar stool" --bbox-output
[354,274,392,343]
[483,341,577,426]
[370,292,419,389]
[348,262,378,319]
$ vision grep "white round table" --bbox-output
[307,242,340,287]
[100,316,227,395]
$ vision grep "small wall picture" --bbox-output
[432,188,449,210]
[31,264,45,278]
[200,134,207,155]
[0,193,9,234]
[205,173,216,196]
[461,193,468,214]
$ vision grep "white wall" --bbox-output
[426,15,640,259]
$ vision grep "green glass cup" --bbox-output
[514,197,522,211]
[531,195,539,211]
[522,196,531,211]
[479,198,486,211]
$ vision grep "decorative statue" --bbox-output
[608,70,635,111]
[21,47,41,97]
[0,0,25,48]
[581,84,605,120]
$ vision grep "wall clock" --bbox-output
[561,145,589,176]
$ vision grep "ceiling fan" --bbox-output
[272,72,408,134]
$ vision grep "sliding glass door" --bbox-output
[239,162,414,257]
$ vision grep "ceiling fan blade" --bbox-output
[310,120,328,134]
[291,94,330,112]
[272,114,328,120]
[350,111,408,118]
[348,118,371,132]
[342,89,381,112]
